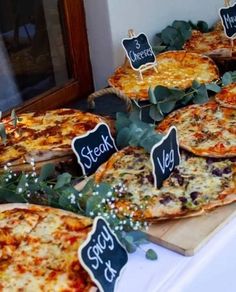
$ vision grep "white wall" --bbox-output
[84,0,224,90]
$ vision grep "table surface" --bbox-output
[116,215,236,292]
[74,95,236,292]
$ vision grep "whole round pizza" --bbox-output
[156,101,236,157]
[108,51,219,100]
[215,82,236,109]
[0,204,96,291]
[0,108,113,168]
[93,146,236,221]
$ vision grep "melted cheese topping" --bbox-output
[108,51,219,100]
[94,147,236,219]
[0,109,112,166]
[184,27,236,56]
[157,101,236,157]
[0,206,94,291]
[215,83,236,109]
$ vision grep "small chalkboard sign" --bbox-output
[72,123,117,176]
[122,33,156,71]
[79,217,128,292]
[150,126,181,189]
[219,2,236,38]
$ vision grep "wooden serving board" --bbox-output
[146,202,236,256]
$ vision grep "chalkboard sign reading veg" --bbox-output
[122,31,157,79]
[151,126,181,188]
[79,217,128,292]
[72,123,117,176]
[219,2,236,38]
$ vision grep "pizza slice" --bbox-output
[215,82,236,109]
[0,204,96,292]
[93,146,236,221]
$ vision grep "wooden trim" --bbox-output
[13,0,94,113]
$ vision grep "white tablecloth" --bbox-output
[117,216,236,292]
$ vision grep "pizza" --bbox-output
[215,82,236,109]
[183,29,236,57]
[0,204,96,292]
[183,20,236,57]
[93,146,236,221]
[156,101,236,157]
[0,108,114,168]
[108,51,219,100]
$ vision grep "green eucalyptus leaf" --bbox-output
[161,26,179,46]
[148,87,157,104]
[154,86,171,101]
[0,123,7,145]
[54,173,72,190]
[197,20,209,33]
[116,128,132,148]
[86,194,104,217]
[95,182,113,198]
[81,179,95,195]
[129,106,141,122]
[58,186,79,211]
[172,20,192,40]
[115,112,130,132]
[159,100,176,114]
[140,132,163,152]
[126,231,148,244]
[39,163,55,182]
[0,187,26,203]
[206,83,221,93]
[16,174,27,194]
[154,35,164,46]
[40,184,58,205]
[149,105,164,122]
[222,72,233,86]
[145,249,158,260]
[122,235,137,253]
[192,80,201,89]
[152,45,166,54]
[180,93,194,105]
[128,124,145,146]
[193,92,208,104]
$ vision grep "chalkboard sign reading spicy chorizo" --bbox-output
[78,217,128,292]
[219,2,236,38]
[122,33,156,70]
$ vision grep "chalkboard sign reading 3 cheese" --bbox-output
[122,33,156,70]
[78,217,128,292]
[151,126,181,189]
[72,123,117,176]
[219,2,236,38]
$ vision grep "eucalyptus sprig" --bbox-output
[144,70,236,122]
[0,162,157,259]
[153,20,210,53]
[115,108,163,152]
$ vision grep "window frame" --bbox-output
[9,0,94,114]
